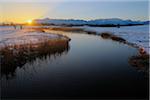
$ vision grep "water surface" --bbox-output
[1,32,148,99]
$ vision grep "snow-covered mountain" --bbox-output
[143,21,150,25]
[33,18,146,26]
[33,18,87,25]
[87,18,144,25]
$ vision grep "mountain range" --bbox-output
[33,18,149,26]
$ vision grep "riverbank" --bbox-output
[42,25,149,53]
[0,26,70,48]
[2,29,148,99]
[0,26,70,78]
[43,25,149,70]
[0,25,149,72]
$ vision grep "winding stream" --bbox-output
[1,31,148,99]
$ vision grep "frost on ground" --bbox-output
[0,25,149,53]
[81,25,149,53]
[0,26,69,48]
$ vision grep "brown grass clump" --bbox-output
[111,36,126,42]
[100,32,126,43]
[129,54,149,77]
[84,31,97,35]
[31,28,46,32]
[100,33,112,38]
[129,54,149,68]
[48,27,84,32]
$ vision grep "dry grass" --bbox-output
[100,32,126,42]
[31,28,46,32]
[129,54,149,67]
[84,31,97,35]
[48,27,98,35]
[0,39,69,79]
[129,54,149,77]
[100,33,112,38]
[111,36,126,42]
[48,27,84,32]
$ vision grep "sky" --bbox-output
[0,0,149,23]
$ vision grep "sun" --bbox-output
[27,20,32,24]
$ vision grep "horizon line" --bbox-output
[1,18,149,24]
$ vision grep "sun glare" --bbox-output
[27,20,32,24]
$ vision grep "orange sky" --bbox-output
[0,3,57,23]
[0,1,148,23]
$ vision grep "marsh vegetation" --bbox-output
[0,39,70,79]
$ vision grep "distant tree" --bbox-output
[20,25,23,29]
[13,25,16,29]
[117,24,120,28]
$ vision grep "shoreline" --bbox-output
[44,26,149,69]
[0,28,71,49]
[0,26,149,70]
[0,28,70,78]
[1,39,70,78]
[43,26,148,54]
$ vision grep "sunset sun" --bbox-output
[27,20,32,24]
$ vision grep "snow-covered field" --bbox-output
[81,25,149,53]
[0,26,66,48]
[0,25,149,53]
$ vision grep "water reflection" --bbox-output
[1,33,148,99]
[0,41,70,79]
[129,54,149,78]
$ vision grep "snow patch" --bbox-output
[0,26,65,48]
[81,25,149,53]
